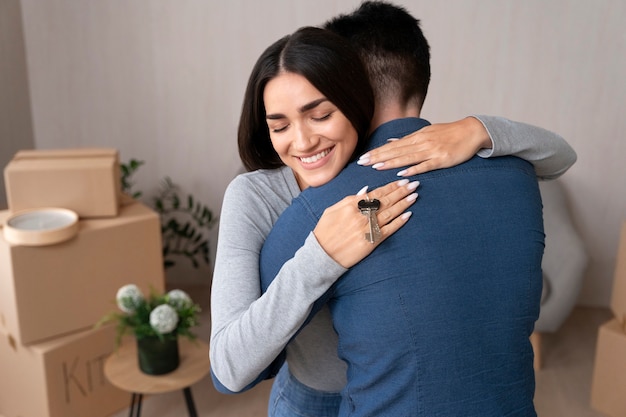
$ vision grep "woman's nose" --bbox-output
[292,126,318,151]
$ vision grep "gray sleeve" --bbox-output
[472,115,577,180]
[209,176,346,392]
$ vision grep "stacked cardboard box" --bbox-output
[591,221,626,417]
[0,324,129,417]
[0,149,165,417]
[4,148,121,218]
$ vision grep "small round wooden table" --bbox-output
[104,338,211,417]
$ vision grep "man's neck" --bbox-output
[369,100,422,133]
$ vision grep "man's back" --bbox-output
[260,118,544,416]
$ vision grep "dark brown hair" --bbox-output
[238,26,375,172]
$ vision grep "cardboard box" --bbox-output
[610,221,626,324]
[4,148,121,218]
[591,318,626,417]
[0,202,165,345]
[0,324,128,417]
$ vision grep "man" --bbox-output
[260,2,544,415]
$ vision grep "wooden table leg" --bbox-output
[183,387,198,417]
[104,339,210,417]
[129,393,143,417]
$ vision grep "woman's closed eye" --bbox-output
[266,109,334,133]
[270,124,288,133]
[312,112,333,122]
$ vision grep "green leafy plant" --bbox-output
[97,284,201,346]
[120,159,145,199]
[120,159,216,270]
[154,177,216,269]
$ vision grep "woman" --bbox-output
[211,26,574,415]
[211,26,415,396]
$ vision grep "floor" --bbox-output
[534,306,611,417]
[108,294,613,417]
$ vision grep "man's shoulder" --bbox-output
[418,155,535,180]
[292,118,431,213]
[296,162,391,217]
[227,167,298,198]
[466,154,535,175]
[223,167,300,218]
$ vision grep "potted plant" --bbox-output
[98,284,201,375]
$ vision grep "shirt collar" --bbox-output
[367,117,431,150]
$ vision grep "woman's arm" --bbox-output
[210,172,343,393]
[473,115,576,180]
[357,116,576,180]
[210,173,417,393]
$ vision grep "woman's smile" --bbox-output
[264,71,358,190]
[297,146,334,166]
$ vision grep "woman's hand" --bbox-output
[313,179,419,268]
[357,116,493,177]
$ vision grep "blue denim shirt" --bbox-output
[260,117,543,416]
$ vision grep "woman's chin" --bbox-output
[304,172,339,188]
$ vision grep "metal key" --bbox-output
[358,198,381,243]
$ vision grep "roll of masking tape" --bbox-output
[3,208,79,246]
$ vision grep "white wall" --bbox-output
[0,0,34,209]
[5,0,626,305]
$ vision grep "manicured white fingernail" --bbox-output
[407,181,420,191]
[397,179,409,186]
[396,169,408,177]
[387,138,399,142]
[372,162,384,169]
[357,154,371,165]
[357,186,369,196]
[406,193,418,202]
[401,211,413,220]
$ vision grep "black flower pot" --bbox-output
[136,336,180,375]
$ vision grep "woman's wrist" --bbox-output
[465,116,493,151]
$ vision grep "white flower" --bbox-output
[150,304,179,334]
[167,289,192,310]
[116,284,144,313]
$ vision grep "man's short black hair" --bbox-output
[325,1,431,109]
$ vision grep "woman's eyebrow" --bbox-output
[266,97,329,121]
[298,98,328,113]
[266,113,285,120]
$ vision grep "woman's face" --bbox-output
[264,71,358,190]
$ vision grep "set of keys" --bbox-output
[358,197,382,243]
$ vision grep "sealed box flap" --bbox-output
[611,221,626,324]
[12,148,118,161]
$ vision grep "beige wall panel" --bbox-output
[11,0,626,305]
[0,0,35,209]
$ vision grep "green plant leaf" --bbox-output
[120,160,216,271]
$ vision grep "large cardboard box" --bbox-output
[0,202,165,345]
[590,318,626,417]
[4,148,121,218]
[0,323,128,417]
[610,221,626,324]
